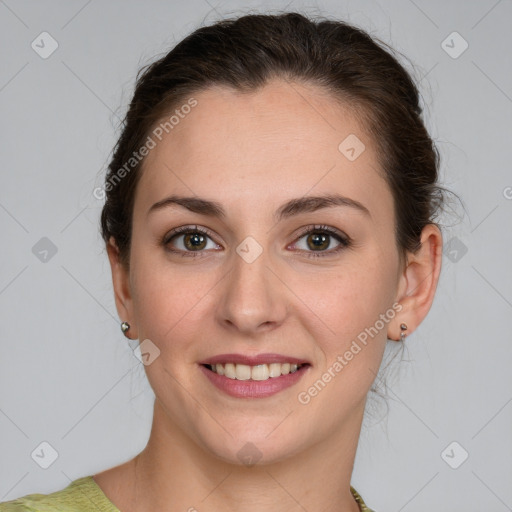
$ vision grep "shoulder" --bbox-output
[350,485,376,512]
[0,476,119,512]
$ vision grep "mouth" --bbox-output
[202,362,310,381]
[198,354,311,398]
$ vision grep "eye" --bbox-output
[162,225,220,257]
[291,224,351,258]
[161,224,351,259]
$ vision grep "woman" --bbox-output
[0,11,446,512]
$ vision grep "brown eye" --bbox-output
[163,226,220,257]
[181,232,207,251]
[292,225,351,258]
[305,232,330,251]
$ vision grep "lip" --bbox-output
[199,363,310,398]
[198,353,310,366]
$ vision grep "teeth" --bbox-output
[268,363,282,378]
[235,364,252,380]
[251,364,269,381]
[210,362,303,380]
[224,363,236,379]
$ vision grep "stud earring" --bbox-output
[400,323,408,342]
[121,321,130,337]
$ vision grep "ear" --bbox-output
[389,224,443,341]
[107,237,138,340]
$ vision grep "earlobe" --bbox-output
[390,224,443,341]
[106,237,138,339]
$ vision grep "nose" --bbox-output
[216,246,288,335]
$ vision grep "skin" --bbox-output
[94,78,442,512]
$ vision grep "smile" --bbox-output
[200,362,310,399]
[204,362,305,381]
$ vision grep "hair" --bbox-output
[100,11,450,272]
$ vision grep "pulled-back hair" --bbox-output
[100,11,448,270]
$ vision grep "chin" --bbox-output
[200,429,307,468]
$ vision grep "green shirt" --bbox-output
[0,476,375,511]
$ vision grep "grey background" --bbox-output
[1,0,511,511]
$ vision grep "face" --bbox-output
[115,79,405,464]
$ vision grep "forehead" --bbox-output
[134,79,393,226]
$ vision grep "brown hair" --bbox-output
[100,11,449,270]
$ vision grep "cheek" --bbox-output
[289,256,396,370]
[301,261,393,329]
[289,265,394,427]
[129,250,218,352]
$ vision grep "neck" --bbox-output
[122,398,364,512]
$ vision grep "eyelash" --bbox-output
[161,224,351,259]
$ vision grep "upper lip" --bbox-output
[199,353,310,366]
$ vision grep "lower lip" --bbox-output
[199,364,310,398]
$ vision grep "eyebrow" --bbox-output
[147,193,371,221]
